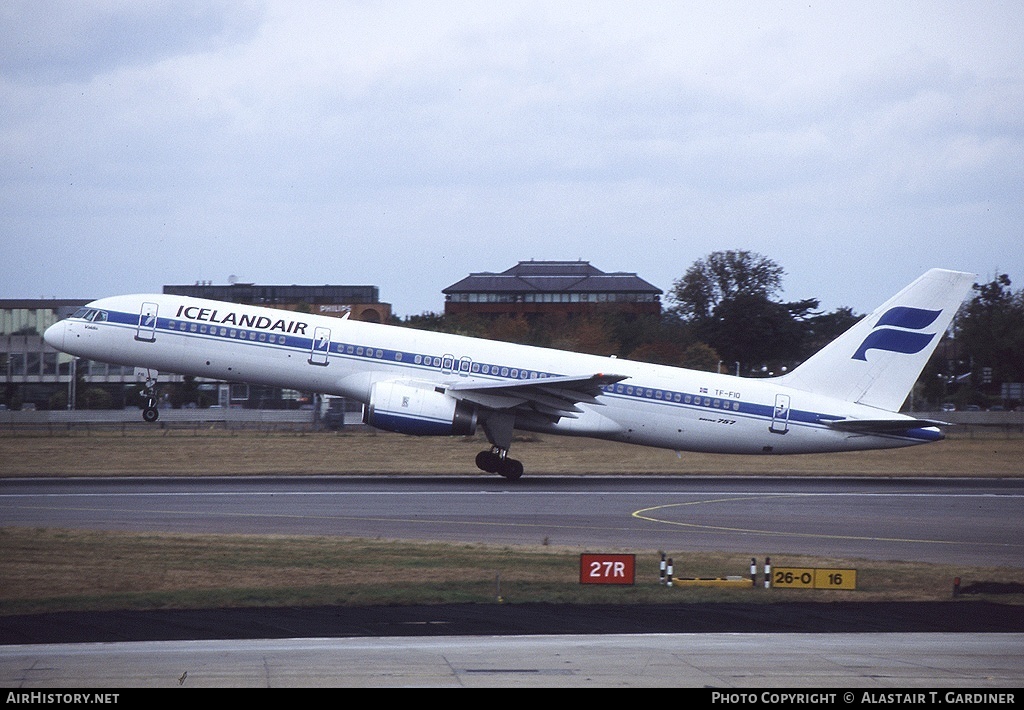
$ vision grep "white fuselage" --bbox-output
[44,294,940,456]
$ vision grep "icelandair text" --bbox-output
[174,305,308,335]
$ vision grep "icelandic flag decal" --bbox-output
[852,307,941,361]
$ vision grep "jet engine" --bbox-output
[364,380,477,437]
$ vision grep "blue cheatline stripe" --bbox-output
[370,411,455,436]
[904,427,944,442]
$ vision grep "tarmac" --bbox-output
[3,603,1024,688]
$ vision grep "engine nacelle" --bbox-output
[364,380,477,436]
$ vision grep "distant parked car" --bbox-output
[941,403,956,412]
[965,405,982,411]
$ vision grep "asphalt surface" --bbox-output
[3,601,1023,646]
[6,476,1023,566]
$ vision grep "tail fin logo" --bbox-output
[852,307,942,361]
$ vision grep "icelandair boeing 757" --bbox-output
[44,269,975,479]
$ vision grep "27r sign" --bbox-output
[580,554,636,585]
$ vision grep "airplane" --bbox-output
[43,268,975,479]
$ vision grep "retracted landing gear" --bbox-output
[475,447,524,480]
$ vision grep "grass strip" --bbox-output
[2,528,1020,615]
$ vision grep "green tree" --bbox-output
[547,316,619,356]
[669,250,785,321]
[698,293,809,368]
[486,315,531,344]
[799,306,862,360]
[81,387,113,410]
[611,313,693,360]
[955,274,1024,400]
[627,341,688,366]
[680,342,721,372]
[669,251,818,370]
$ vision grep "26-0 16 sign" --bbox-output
[580,554,636,585]
[772,567,857,590]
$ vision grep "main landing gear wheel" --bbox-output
[475,449,524,480]
[143,407,159,423]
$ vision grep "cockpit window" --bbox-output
[71,308,108,322]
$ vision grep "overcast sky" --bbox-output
[2,1,1021,317]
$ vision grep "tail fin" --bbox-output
[777,269,976,411]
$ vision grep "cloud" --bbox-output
[0,0,263,85]
[1,2,1022,315]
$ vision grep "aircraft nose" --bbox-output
[43,321,66,352]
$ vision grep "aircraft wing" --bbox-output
[445,373,628,419]
[823,418,950,433]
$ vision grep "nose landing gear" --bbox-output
[139,372,159,423]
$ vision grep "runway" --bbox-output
[4,633,1022,688]
[3,475,1023,687]
[3,476,1023,566]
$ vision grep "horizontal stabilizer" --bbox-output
[823,418,949,433]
